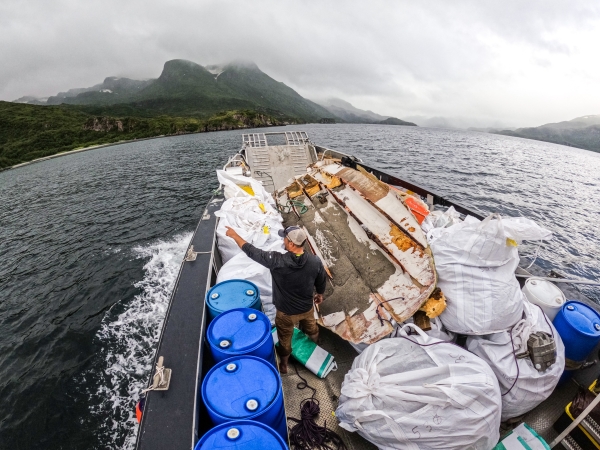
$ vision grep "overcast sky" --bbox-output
[2,0,599,127]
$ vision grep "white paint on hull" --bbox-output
[338,186,435,286]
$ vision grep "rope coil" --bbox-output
[287,363,347,450]
[278,199,309,215]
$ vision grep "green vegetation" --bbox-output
[378,117,417,126]
[495,115,600,153]
[2,59,341,169]
[0,101,286,169]
[43,59,335,122]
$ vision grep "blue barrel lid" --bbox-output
[207,280,260,314]
[207,308,271,354]
[203,356,280,419]
[561,301,600,337]
[195,420,287,449]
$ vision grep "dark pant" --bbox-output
[275,307,319,357]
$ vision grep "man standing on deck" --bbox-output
[225,225,326,374]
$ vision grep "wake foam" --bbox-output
[84,232,192,449]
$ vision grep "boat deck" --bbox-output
[281,327,377,450]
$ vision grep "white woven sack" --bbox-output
[336,324,501,450]
[216,240,285,324]
[433,214,548,334]
[466,300,565,421]
[215,197,283,263]
[425,317,456,342]
[217,169,275,206]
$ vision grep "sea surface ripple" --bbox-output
[0,124,598,448]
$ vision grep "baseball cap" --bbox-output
[278,226,307,246]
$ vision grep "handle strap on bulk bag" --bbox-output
[396,323,437,342]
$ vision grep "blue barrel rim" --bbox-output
[207,308,272,355]
[194,420,288,450]
[206,279,261,315]
[201,355,282,421]
[559,300,600,338]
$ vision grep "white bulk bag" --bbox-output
[466,301,565,421]
[215,197,284,263]
[217,169,275,206]
[425,317,456,342]
[216,240,285,324]
[421,206,462,236]
[393,317,456,343]
[336,324,501,450]
[432,214,551,334]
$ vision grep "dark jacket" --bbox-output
[241,243,326,315]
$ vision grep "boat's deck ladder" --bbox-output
[242,132,315,193]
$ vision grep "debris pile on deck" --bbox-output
[215,150,572,448]
[276,158,445,345]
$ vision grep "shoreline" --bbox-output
[4,122,300,172]
[5,134,171,171]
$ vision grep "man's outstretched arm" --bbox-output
[225,226,281,270]
[225,226,248,248]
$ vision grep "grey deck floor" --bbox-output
[281,327,377,450]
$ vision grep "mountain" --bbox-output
[314,98,416,125]
[316,98,389,123]
[378,117,417,126]
[44,77,153,105]
[404,115,514,130]
[13,95,48,105]
[23,59,335,122]
[495,115,600,152]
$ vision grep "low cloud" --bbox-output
[2,0,599,127]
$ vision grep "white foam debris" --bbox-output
[363,301,379,321]
[377,268,421,309]
[320,163,343,174]
[322,311,346,327]
[83,232,192,449]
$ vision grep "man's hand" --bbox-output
[225,226,239,239]
[225,226,248,248]
[314,293,324,305]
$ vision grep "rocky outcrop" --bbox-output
[204,112,285,132]
[83,117,126,132]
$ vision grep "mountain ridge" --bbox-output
[315,97,416,125]
[17,59,336,122]
[495,115,600,153]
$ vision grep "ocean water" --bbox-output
[0,124,599,448]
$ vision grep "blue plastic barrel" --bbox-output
[201,356,287,441]
[194,420,287,450]
[207,308,276,366]
[553,301,600,363]
[206,280,261,320]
